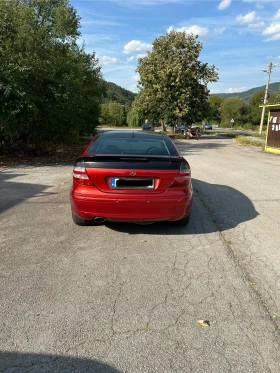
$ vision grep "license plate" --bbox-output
[110,178,154,189]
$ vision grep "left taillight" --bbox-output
[170,162,191,188]
[73,161,93,186]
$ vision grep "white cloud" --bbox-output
[98,56,119,66]
[262,22,280,35]
[214,27,226,35]
[132,74,139,82]
[243,0,277,7]
[218,0,232,10]
[129,74,140,92]
[236,11,260,24]
[123,40,152,54]
[248,21,265,28]
[127,56,134,62]
[273,10,280,21]
[210,89,221,94]
[264,33,280,41]
[83,20,127,26]
[167,25,209,37]
[224,87,249,93]
[137,53,147,59]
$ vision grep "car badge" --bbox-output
[130,170,136,176]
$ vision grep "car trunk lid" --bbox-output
[80,156,183,194]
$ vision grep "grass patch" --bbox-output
[234,135,265,148]
[251,133,266,139]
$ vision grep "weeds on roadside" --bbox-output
[234,135,265,148]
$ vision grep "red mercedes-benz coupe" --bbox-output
[70,130,192,226]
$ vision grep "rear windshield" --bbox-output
[86,135,178,156]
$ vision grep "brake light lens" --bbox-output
[73,161,93,186]
[170,163,191,188]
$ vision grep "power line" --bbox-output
[224,71,264,92]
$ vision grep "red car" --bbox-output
[70,131,192,226]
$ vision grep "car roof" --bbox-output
[98,130,166,140]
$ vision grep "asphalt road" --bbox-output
[1,136,280,373]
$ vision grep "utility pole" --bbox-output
[259,62,277,134]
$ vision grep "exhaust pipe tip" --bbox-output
[94,217,106,224]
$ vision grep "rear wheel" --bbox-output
[72,212,91,226]
[172,214,190,227]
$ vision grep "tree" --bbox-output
[100,102,127,126]
[267,87,280,105]
[206,95,224,123]
[247,90,265,125]
[127,106,140,127]
[0,0,105,153]
[220,97,248,125]
[134,30,218,129]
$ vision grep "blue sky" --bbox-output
[70,0,280,94]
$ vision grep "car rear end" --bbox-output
[70,131,192,225]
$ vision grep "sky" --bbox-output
[70,0,280,94]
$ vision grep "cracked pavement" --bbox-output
[1,137,280,372]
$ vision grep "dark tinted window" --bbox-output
[87,134,178,156]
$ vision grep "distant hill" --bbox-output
[102,80,280,105]
[103,81,136,106]
[215,82,280,101]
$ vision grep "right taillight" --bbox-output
[73,161,93,186]
[170,163,191,188]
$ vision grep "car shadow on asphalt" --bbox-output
[0,351,121,373]
[0,172,56,213]
[105,178,259,236]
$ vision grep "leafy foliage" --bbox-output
[103,81,136,106]
[205,95,224,123]
[127,106,141,127]
[99,102,128,126]
[220,97,248,125]
[0,0,105,154]
[134,30,218,127]
[246,91,265,125]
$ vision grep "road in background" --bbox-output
[1,137,280,373]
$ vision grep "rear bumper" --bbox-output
[70,189,192,222]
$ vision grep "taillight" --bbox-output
[73,161,93,186]
[170,163,191,188]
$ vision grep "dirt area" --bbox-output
[0,141,90,169]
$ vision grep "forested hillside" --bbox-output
[104,81,136,106]
[216,82,280,101]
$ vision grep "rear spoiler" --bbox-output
[77,155,185,163]
[75,156,189,170]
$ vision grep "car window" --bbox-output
[86,136,178,156]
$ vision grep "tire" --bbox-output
[72,212,91,226]
[172,214,190,227]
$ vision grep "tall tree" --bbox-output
[100,102,128,126]
[247,90,265,125]
[220,97,248,125]
[0,0,105,152]
[206,95,224,123]
[127,106,141,127]
[134,30,218,129]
